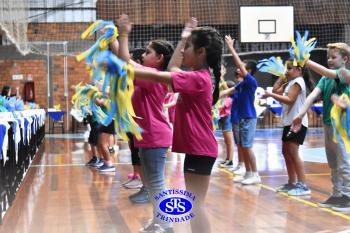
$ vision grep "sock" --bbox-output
[105,160,112,166]
[245,171,252,177]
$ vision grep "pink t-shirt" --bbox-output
[170,69,218,158]
[132,65,172,148]
[219,97,233,118]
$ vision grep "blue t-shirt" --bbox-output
[236,73,257,120]
[230,92,239,124]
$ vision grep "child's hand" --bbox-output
[260,90,271,99]
[332,94,348,109]
[181,17,198,39]
[95,98,105,107]
[225,35,235,49]
[117,14,132,35]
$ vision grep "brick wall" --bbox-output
[27,23,91,41]
[0,59,47,108]
[0,46,90,131]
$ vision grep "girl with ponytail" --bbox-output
[125,17,222,233]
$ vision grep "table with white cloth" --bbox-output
[0,109,45,223]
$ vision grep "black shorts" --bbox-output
[99,120,115,135]
[127,132,140,166]
[88,121,100,146]
[184,154,216,176]
[282,125,307,145]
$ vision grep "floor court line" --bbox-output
[29,160,183,167]
[218,168,330,178]
[219,168,350,222]
[259,173,330,178]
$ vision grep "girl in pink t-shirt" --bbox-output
[128,17,222,233]
[117,15,174,233]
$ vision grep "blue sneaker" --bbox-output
[287,182,311,196]
[96,164,116,172]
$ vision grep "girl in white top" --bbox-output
[262,60,314,196]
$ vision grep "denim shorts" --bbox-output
[238,118,257,148]
[232,123,239,145]
[218,115,232,132]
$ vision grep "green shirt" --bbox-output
[316,69,350,125]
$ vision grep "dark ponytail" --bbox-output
[211,63,221,105]
[191,27,223,105]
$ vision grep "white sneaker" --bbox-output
[233,175,245,183]
[233,172,250,183]
[139,220,164,233]
[241,174,261,185]
[233,165,246,175]
[228,164,240,172]
[123,177,143,189]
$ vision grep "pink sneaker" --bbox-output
[128,172,140,179]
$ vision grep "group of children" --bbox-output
[81,14,350,233]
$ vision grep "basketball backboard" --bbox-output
[240,6,294,43]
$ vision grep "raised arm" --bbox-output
[116,14,138,66]
[306,59,337,78]
[116,14,131,61]
[225,35,247,77]
[167,17,198,72]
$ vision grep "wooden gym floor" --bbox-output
[0,128,349,233]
